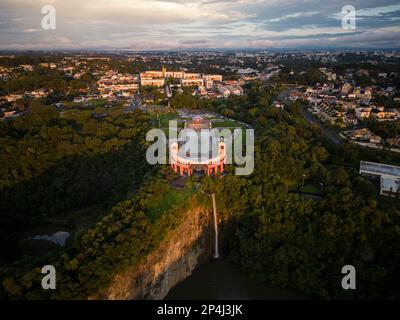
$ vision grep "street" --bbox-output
[299,108,342,145]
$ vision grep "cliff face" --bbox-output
[101,206,213,300]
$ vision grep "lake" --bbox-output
[32,230,71,246]
[165,259,308,300]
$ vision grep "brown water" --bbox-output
[165,259,308,300]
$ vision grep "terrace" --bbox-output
[360,161,400,178]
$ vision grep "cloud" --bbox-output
[0,0,399,49]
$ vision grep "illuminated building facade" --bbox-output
[169,116,225,176]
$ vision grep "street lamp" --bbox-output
[301,174,306,190]
[156,113,160,128]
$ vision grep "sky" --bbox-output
[0,0,399,50]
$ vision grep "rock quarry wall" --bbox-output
[101,206,213,300]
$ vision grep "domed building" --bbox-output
[170,116,225,176]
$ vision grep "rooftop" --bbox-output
[360,161,400,177]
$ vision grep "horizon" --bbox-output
[1,47,400,53]
[0,0,399,50]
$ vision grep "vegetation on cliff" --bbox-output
[0,104,199,299]
[1,168,199,299]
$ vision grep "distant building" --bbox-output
[310,102,343,125]
[140,78,165,87]
[343,128,382,144]
[165,71,185,79]
[203,74,222,89]
[205,79,214,89]
[184,73,202,80]
[237,68,257,76]
[341,83,353,94]
[99,72,139,92]
[20,64,33,71]
[140,68,222,89]
[356,107,400,121]
[216,84,243,98]
[217,85,231,98]
[73,96,87,104]
[319,68,337,81]
[203,74,223,82]
[343,113,358,126]
[355,107,372,120]
[4,94,23,102]
[181,78,204,87]
[364,87,373,100]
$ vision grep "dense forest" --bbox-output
[1,172,199,299]
[0,101,198,299]
[199,82,400,299]
[0,106,152,262]
[1,80,399,300]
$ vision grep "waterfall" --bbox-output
[211,193,219,259]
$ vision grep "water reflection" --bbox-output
[165,259,308,300]
[32,231,70,246]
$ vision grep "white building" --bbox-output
[140,68,223,89]
[140,78,165,87]
[184,73,202,80]
[99,73,139,91]
[218,85,231,98]
[341,83,353,94]
[181,78,204,87]
[360,161,400,196]
[203,74,223,82]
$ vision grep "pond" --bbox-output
[32,231,71,246]
[165,259,308,300]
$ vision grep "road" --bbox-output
[299,108,342,145]
[275,88,342,145]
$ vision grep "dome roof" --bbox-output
[193,116,204,122]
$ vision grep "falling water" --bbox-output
[211,193,219,259]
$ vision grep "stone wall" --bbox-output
[100,206,213,300]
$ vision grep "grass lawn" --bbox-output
[147,111,248,140]
[160,112,180,127]
[146,185,196,221]
[148,111,179,127]
[213,119,245,129]
[148,112,184,137]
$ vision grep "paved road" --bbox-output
[299,108,342,145]
[275,88,342,145]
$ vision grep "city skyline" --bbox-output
[0,0,400,50]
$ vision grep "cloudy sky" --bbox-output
[0,0,399,50]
